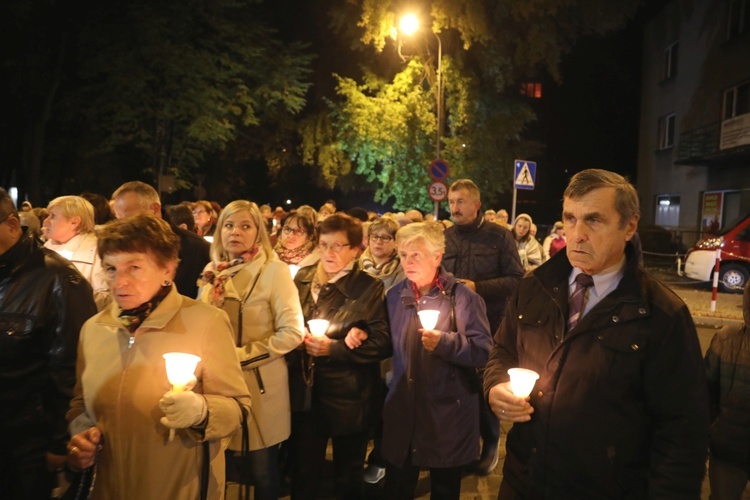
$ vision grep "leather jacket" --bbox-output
[0,233,97,457]
[289,261,391,436]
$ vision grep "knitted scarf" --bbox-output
[274,240,314,265]
[360,247,400,279]
[197,245,260,307]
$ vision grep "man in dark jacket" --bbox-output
[485,169,709,498]
[705,280,750,498]
[442,178,524,475]
[0,189,97,499]
[112,181,210,298]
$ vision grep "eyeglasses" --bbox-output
[282,227,306,237]
[318,242,351,253]
[192,210,207,215]
[369,234,393,243]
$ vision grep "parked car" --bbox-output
[683,212,750,292]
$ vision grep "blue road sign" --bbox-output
[429,159,450,180]
[514,160,537,190]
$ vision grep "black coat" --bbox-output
[173,225,210,298]
[0,233,97,457]
[289,262,391,436]
[443,214,524,334]
[705,284,750,469]
[484,245,710,498]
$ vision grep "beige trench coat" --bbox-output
[199,251,304,451]
[68,287,251,500]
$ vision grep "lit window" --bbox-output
[662,42,679,80]
[723,81,750,119]
[520,83,542,98]
[658,113,676,150]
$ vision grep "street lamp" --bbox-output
[398,14,443,160]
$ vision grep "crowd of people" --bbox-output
[0,169,740,499]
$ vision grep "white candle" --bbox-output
[507,368,540,398]
[417,310,440,330]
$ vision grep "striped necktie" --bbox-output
[568,273,594,331]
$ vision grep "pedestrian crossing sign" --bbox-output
[514,160,536,190]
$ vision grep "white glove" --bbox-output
[159,391,207,429]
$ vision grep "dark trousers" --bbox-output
[290,412,368,500]
[226,444,280,500]
[383,459,463,500]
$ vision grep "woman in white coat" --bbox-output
[44,195,110,309]
[198,200,305,499]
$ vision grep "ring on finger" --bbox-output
[69,446,79,454]
[502,409,506,415]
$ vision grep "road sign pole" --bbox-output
[511,187,518,225]
[434,200,439,220]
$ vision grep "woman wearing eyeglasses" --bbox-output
[360,217,406,293]
[197,200,305,499]
[274,212,320,270]
[287,213,391,499]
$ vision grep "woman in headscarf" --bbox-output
[512,213,543,272]
[198,200,305,499]
[66,214,250,499]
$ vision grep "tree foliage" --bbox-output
[302,0,639,209]
[70,0,313,186]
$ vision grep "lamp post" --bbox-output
[399,14,444,218]
[399,14,443,159]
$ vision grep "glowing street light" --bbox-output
[398,13,443,160]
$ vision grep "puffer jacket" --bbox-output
[288,262,391,436]
[705,281,750,469]
[484,245,710,498]
[443,213,524,333]
[382,268,491,468]
[0,232,97,457]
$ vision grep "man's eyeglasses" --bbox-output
[282,227,307,237]
[369,234,393,243]
[318,242,351,253]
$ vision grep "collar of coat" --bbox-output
[398,266,457,308]
[295,259,366,300]
[98,285,184,331]
[531,242,652,322]
[455,211,485,235]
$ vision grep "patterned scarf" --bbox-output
[118,284,172,333]
[360,247,400,278]
[274,240,314,265]
[196,245,260,307]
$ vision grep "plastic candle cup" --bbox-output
[308,319,330,337]
[507,368,540,398]
[163,353,201,441]
[417,310,440,330]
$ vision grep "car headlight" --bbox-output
[696,236,724,250]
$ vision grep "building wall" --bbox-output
[637,0,750,243]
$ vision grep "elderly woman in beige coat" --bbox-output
[198,200,305,499]
[66,214,250,499]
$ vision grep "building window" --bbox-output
[662,42,679,80]
[520,83,542,98]
[728,0,750,38]
[723,81,750,119]
[655,195,680,228]
[658,113,676,149]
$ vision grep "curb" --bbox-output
[691,315,743,329]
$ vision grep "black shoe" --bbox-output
[475,441,499,476]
